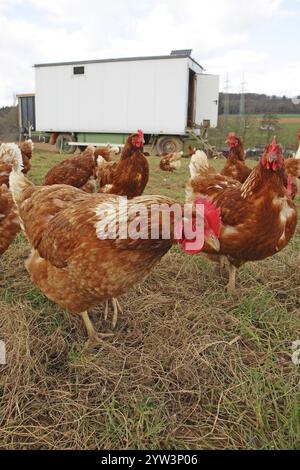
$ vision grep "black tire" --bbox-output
[56,134,76,154]
[156,136,183,156]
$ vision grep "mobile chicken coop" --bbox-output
[33,50,219,154]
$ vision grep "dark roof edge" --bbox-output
[34,54,204,70]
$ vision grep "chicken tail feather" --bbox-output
[171,159,182,171]
[96,155,106,167]
[189,150,209,179]
[5,143,32,204]
[0,143,23,172]
[9,171,33,205]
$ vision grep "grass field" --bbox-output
[0,149,300,450]
[211,115,300,149]
[252,115,300,120]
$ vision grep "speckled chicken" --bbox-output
[9,145,221,345]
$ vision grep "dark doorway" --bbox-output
[187,69,196,127]
[20,96,36,132]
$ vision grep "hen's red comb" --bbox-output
[268,136,279,154]
[138,130,144,138]
[227,132,239,148]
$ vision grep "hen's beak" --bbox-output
[268,154,277,163]
[206,232,220,252]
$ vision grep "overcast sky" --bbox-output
[0,0,299,106]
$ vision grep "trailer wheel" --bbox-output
[156,136,183,155]
[56,134,76,154]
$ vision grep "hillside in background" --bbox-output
[0,106,18,140]
[219,93,300,115]
[209,114,300,150]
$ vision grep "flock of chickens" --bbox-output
[0,130,300,346]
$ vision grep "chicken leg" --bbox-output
[80,311,113,346]
[104,298,123,329]
[226,263,237,293]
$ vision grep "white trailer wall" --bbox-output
[35,58,190,135]
[195,74,220,128]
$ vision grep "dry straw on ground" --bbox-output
[1,233,300,450]
[0,150,299,450]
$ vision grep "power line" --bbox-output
[240,75,247,116]
[224,73,230,115]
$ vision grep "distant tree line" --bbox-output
[0,106,19,140]
[219,93,300,115]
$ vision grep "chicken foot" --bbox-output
[226,263,237,293]
[214,255,228,277]
[80,311,114,346]
[104,298,123,329]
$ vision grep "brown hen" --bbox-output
[9,144,221,344]
[0,140,33,186]
[20,139,34,174]
[94,147,112,162]
[43,146,100,193]
[285,156,300,200]
[221,133,252,183]
[0,183,20,256]
[186,138,297,291]
[0,146,22,255]
[97,131,149,199]
[159,152,182,172]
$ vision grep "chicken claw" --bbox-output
[103,298,123,329]
[80,311,113,347]
[112,298,123,330]
[104,301,109,321]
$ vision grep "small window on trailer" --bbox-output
[73,66,85,75]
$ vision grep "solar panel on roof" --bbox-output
[170,49,192,57]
